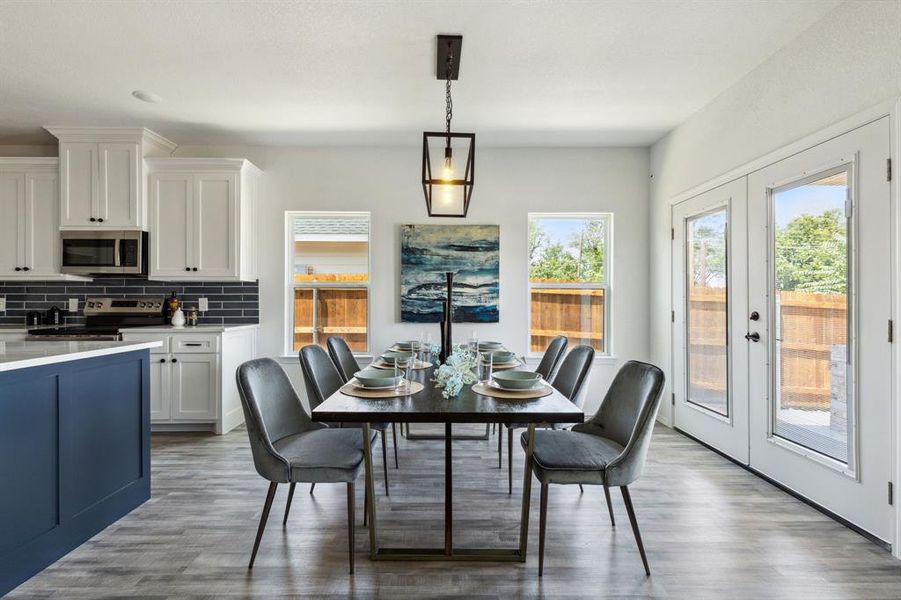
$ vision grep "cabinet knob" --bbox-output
[89,217,96,222]
[171,358,178,363]
[14,267,21,272]
[22,267,29,272]
[185,267,191,272]
[192,267,198,271]
[159,358,166,363]
[97,218,104,223]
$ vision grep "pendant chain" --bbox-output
[445,44,453,139]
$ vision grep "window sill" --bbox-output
[279,354,373,362]
[524,354,618,365]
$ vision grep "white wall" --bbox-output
[174,144,650,414]
[649,0,901,424]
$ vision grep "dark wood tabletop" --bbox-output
[312,367,584,425]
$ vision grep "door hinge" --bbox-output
[671,392,675,406]
[889,481,894,506]
[888,158,892,182]
[889,319,894,343]
[671,310,675,323]
[671,228,675,240]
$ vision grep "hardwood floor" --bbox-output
[9,424,901,598]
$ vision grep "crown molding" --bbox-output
[145,157,261,174]
[43,126,177,155]
[0,156,59,171]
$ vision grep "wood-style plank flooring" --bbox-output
[9,424,901,599]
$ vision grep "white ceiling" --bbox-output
[0,0,840,148]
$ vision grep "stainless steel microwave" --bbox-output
[60,231,148,276]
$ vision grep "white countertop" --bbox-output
[0,340,163,372]
[120,324,259,333]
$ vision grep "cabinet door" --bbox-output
[0,172,24,276]
[97,143,139,228]
[23,172,60,276]
[59,142,97,227]
[193,173,237,278]
[149,357,171,421]
[170,353,217,421]
[149,173,193,277]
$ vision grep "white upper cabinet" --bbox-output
[147,158,260,282]
[46,127,177,230]
[0,158,73,280]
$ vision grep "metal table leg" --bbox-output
[404,422,491,441]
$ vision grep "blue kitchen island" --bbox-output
[0,340,160,596]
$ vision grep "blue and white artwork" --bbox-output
[401,224,499,323]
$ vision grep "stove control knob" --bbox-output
[137,302,145,308]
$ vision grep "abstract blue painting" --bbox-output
[401,224,499,323]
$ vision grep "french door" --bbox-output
[672,178,749,462]
[674,117,894,543]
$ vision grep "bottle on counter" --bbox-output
[165,292,179,324]
[186,307,198,327]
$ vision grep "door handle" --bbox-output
[745,332,760,342]
[749,311,760,321]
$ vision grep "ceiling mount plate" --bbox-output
[436,34,462,80]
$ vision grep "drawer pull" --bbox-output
[184,343,203,347]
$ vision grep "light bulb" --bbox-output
[442,156,453,181]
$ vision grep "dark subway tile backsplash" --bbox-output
[0,278,259,326]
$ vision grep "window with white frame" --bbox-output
[286,211,370,354]
[528,213,611,356]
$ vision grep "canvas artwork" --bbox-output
[400,224,500,323]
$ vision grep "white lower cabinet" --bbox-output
[122,326,257,434]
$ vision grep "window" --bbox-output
[528,213,611,356]
[286,212,370,354]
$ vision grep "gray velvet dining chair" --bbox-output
[235,358,374,573]
[502,344,592,494]
[300,344,392,497]
[522,360,665,576]
[327,336,399,469]
[495,336,567,466]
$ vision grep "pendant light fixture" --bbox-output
[422,34,475,217]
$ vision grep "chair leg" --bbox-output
[579,484,583,493]
[309,482,315,494]
[507,427,513,495]
[363,489,368,527]
[603,485,616,527]
[283,482,296,525]
[381,430,390,496]
[620,486,650,576]
[497,423,502,468]
[346,482,355,574]
[539,483,549,577]
[248,482,278,569]
[391,423,399,469]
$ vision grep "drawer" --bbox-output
[171,334,220,354]
[121,333,169,354]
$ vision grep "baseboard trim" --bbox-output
[673,427,892,553]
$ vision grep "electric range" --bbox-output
[25,297,167,341]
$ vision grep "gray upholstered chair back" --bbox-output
[299,344,345,411]
[327,336,360,383]
[236,358,321,483]
[535,335,568,381]
[550,345,594,402]
[574,360,665,487]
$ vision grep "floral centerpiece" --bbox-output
[433,345,478,398]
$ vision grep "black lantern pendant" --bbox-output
[422,35,475,218]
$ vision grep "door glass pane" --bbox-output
[686,209,729,416]
[772,169,850,463]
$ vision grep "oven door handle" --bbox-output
[114,238,122,267]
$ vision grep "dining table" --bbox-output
[312,364,584,562]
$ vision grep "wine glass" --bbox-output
[396,356,412,392]
[479,351,493,384]
[468,330,479,359]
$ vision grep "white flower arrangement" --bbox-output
[433,345,478,398]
